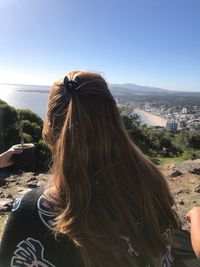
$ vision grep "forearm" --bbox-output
[0,148,22,168]
[190,219,200,259]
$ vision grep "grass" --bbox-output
[159,150,200,165]
[159,155,186,165]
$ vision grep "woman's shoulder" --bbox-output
[11,188,56,230]
[12,188,43,213]
[37,191,56,230]
[1,189,81,267]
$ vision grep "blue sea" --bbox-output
[0,83,155,125]
[0,84,50,119]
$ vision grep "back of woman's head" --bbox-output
[43,71,179,267]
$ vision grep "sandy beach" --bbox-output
[134,108,167,127]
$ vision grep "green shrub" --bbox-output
[0,100,50,170]
[22,133,33,143]
[22,120,42,142]
[17,109,43,128]
[34,140,51,171]
[188,132,200,150]
[0,103,19,152]
[0,99,7,105]
[0,104,18,127]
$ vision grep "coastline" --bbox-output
[134,108,167,127]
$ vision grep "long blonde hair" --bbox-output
[43,71,179,267]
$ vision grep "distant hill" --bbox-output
[110,83,169,93]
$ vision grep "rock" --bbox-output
[0,199,14,213]
[25,172,35,177]
[9,175,19,182]
[6,193,13,198]
[26,181,38,188]
[26,176,38,183]
[173,188,190,194]
[9,179,17,183]
[190,168,200,175]
[185,189,190,194]
[173,188,183,195]
[170,170,182,178]
[179,200,185,205]
[0,191,5,198]
[194,185,200,193]
[173,188,190,195]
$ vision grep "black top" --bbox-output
[0,189,175,267]
[0,189,82,267]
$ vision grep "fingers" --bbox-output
[9,147,23,154]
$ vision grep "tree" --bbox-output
[0,99,7,105]
[145,128,180,157]
[188,132,200,150]
[119,104,141,128]
[17,109,43,128]
[34,140,51,171]
[119,104,155,156]
[0,104,18,127]
[22,120,42,142]
[0,103,19,152]
[173,132,189,152]
[22,133,33,143]
[159,136,179,157]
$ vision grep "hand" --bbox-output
[0,147,23,168]
[186,207,200,223]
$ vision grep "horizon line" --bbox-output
[1,82,200,93]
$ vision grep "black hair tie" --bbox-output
[63,76,83,103]
[63,76,78,95]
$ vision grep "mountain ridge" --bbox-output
[110,83,169,93]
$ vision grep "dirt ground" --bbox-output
[0,159,200,237]
[160,159,200,229]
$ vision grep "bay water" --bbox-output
[0,84,50,119]
[0,84,164,126]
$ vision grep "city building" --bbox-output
[182,107,187,114]
[179,120,186,129]
[166,120,178,132]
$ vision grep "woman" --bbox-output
[0,71,179,267]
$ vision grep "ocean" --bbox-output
[0,84,50,119]
[0,84,165,126]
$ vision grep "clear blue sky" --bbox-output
[0,0,200,91]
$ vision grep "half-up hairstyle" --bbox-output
[43,71,179,267]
